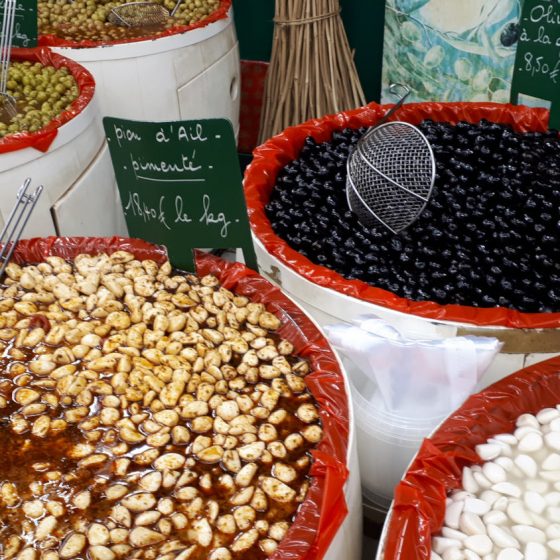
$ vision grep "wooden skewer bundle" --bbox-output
[258,0,365,144]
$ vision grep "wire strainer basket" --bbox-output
[346,121,435,234]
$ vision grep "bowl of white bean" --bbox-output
[378,354,560,560]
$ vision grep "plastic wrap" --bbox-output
[382,355,560,560]
[0,48,95,155]
[9,237,350,560]
[39,0,231,49]
[324,316,502,419]
[243,101,560,329]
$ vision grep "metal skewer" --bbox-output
[0,178,43,279]
[0,0,17,119]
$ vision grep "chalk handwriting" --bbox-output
[124,191,233,238]
[114,124,142,147]
[0,1,37,47]
[124,193,171,231]
[515,2,560,86]
[175,196,193,224]
[130,150,203,182]
[199,194,231,238]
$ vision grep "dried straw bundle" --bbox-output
[258,0,365,144]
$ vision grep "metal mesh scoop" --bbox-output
[346,85,436,234]
[108,0,182,27]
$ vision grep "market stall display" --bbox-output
[433,409,560,559]
[0,48,125,239]
[267,119,560,313]
[0,236,362,560]
[243,102,560,388]
[42,1,240,134]
[377,355,560,560]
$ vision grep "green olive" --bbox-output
[0,61,79,138]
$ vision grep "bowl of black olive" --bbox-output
[244,101,560,387]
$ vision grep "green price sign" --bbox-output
[0,0,38,47]
[511,0,560,128]
[103,117,257,273]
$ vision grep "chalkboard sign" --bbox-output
[510,0,560,128]
[103,117,257,273]
[0,0,38,47]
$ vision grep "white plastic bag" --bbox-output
[324,316,502,419]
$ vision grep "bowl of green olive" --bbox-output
[38,0,224,47]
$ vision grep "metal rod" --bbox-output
[170,0,183,17]
[0,179,43,279]
[361,83,411,145]
[0,0,16,94]
[0,178,32,247]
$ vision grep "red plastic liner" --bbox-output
[243,101,560,329]
[0,48,95,155]
[39,0,231,49]
[10,237,350,560]
[238,60,269,154]
[382,355,560,559]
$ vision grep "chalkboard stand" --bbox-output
[1,0,38,47]
[104,117,257,273]
[510,0,560,129]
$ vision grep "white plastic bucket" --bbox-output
[51,7,240,136]
[0,91,126,238]
[252,235,560,391]
[347,357,445,511]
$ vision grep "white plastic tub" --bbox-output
[51,7,240,136]
[0,63,126,238]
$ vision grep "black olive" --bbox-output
[266,121,560,311]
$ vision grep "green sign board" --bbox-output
[1,0,38,47]
[511,0,560,128]
[103,117,257,273]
